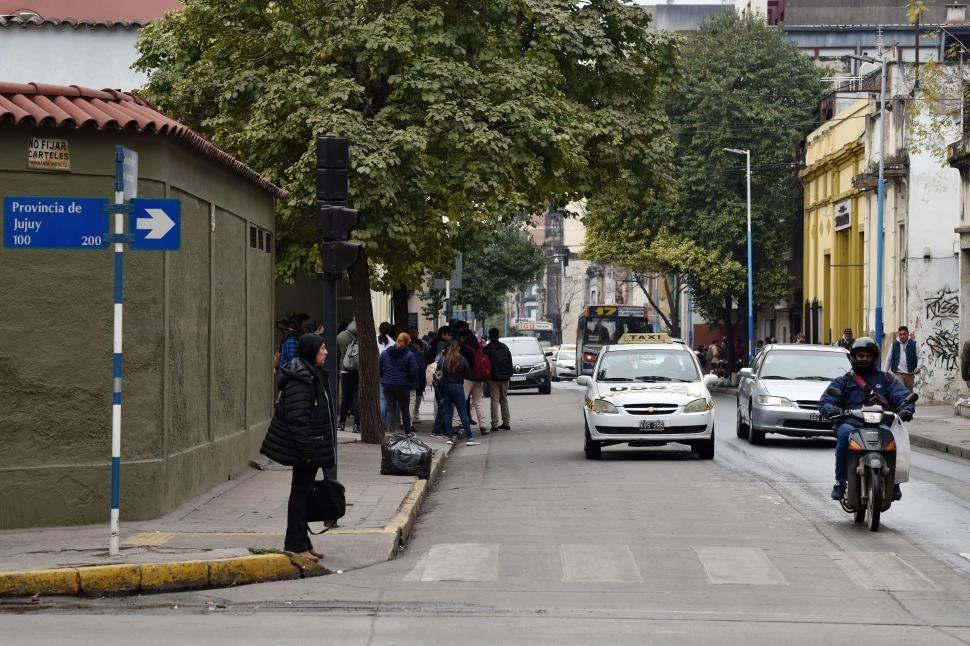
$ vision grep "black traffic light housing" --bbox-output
[315,135,360,274]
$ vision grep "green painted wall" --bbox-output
[0,127,276,528]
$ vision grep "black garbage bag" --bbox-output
[381,432,433,479]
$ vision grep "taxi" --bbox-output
[576,333,719,460]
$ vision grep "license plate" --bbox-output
[809,413,823,421]
[639,420,665,431]
[511,375,526,382]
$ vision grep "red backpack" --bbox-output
[471,346,492,381]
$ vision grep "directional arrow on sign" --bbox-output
[136,208,175,240]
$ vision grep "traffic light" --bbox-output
[315,135,360,274]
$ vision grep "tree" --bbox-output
[583,12,821,361]
[454,227,545,322]
[134,0,679,441]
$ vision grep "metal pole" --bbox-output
[875,58,887,347]
[110,146,125,556]
[745,150,754,365]
[323,276,338,480]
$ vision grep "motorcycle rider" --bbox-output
[818,337,915,502]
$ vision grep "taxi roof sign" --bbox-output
[618,332,672,344]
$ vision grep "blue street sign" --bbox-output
[2,197,108,249]
[129,198,181,251]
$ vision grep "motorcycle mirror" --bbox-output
[826,387,843,398]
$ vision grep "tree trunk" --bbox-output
[723,294,736,373]
[349,248,383,445]
[392,284,410,331]
[665,275,681,338]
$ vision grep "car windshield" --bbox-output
[596,349,700,383]
[502,337,544,356]
[558,351,576,360]
[759,350,851,381]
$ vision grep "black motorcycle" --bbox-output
[826,387,917,532]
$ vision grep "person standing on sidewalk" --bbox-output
[408,334,428,427]
[260,334,335,562]
[457,328,488,432]
[484,328,513,432]
[336,320,360,433]
[435,341,479,446]
[961,338,970,389]
[886,325,922,392]
[380,332,419,433]
[837,327,855,350]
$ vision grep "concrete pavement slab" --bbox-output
[0,400,456,597]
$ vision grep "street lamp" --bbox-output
[845,52,887,346]
[723,147,754,364]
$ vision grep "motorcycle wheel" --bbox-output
[865,469,882,532]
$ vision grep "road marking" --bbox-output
[560,544,643,583]
[694,546,789,585]
[828,551,937,591]
[122,532,175,546]
[407,543,499,582]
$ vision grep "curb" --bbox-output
[382,439,452,548]
[0,440,452,599]
[910,433,970,461]
[0,554,309,598]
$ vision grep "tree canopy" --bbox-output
[134,0,680,291]
[454,227,545,318]
[583,12,822,328]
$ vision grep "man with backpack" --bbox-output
[336,320,360,433]
[484,328,514,432]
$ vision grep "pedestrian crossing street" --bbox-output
[405,543,951,592]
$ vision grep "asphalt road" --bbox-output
[5,383,970,645]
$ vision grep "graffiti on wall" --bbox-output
[913,287,959,399]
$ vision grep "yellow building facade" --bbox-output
[800,99,868,344]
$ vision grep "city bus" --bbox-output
[575,305,651,375]
[509,320,556,349]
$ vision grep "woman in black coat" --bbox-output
[260,334,336,561]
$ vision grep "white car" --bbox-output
[576,333,719,460]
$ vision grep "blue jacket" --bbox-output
[818,369,914,418]
[379,345,419,389]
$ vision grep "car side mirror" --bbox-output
[545,350,553,357]
[576,375,591,386]
[703,374,718,386]
[739,367,752,378]
[826,386,843,398]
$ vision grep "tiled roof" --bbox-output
[0,14,149,28]
[0,0,180,23]
[0,82,283,198]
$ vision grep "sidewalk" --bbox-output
[711,385,970,460]
[0,399,458,598]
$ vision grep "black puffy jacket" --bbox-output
[260,358,336,468]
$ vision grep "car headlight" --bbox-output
[593,399,619,414]
[683,398,711,413]
[532,362,547,370]
[757,395,795,407]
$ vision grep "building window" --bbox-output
[249,225,272,254]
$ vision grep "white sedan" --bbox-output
[577,334,719,460]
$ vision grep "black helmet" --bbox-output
[849,337,879,371]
